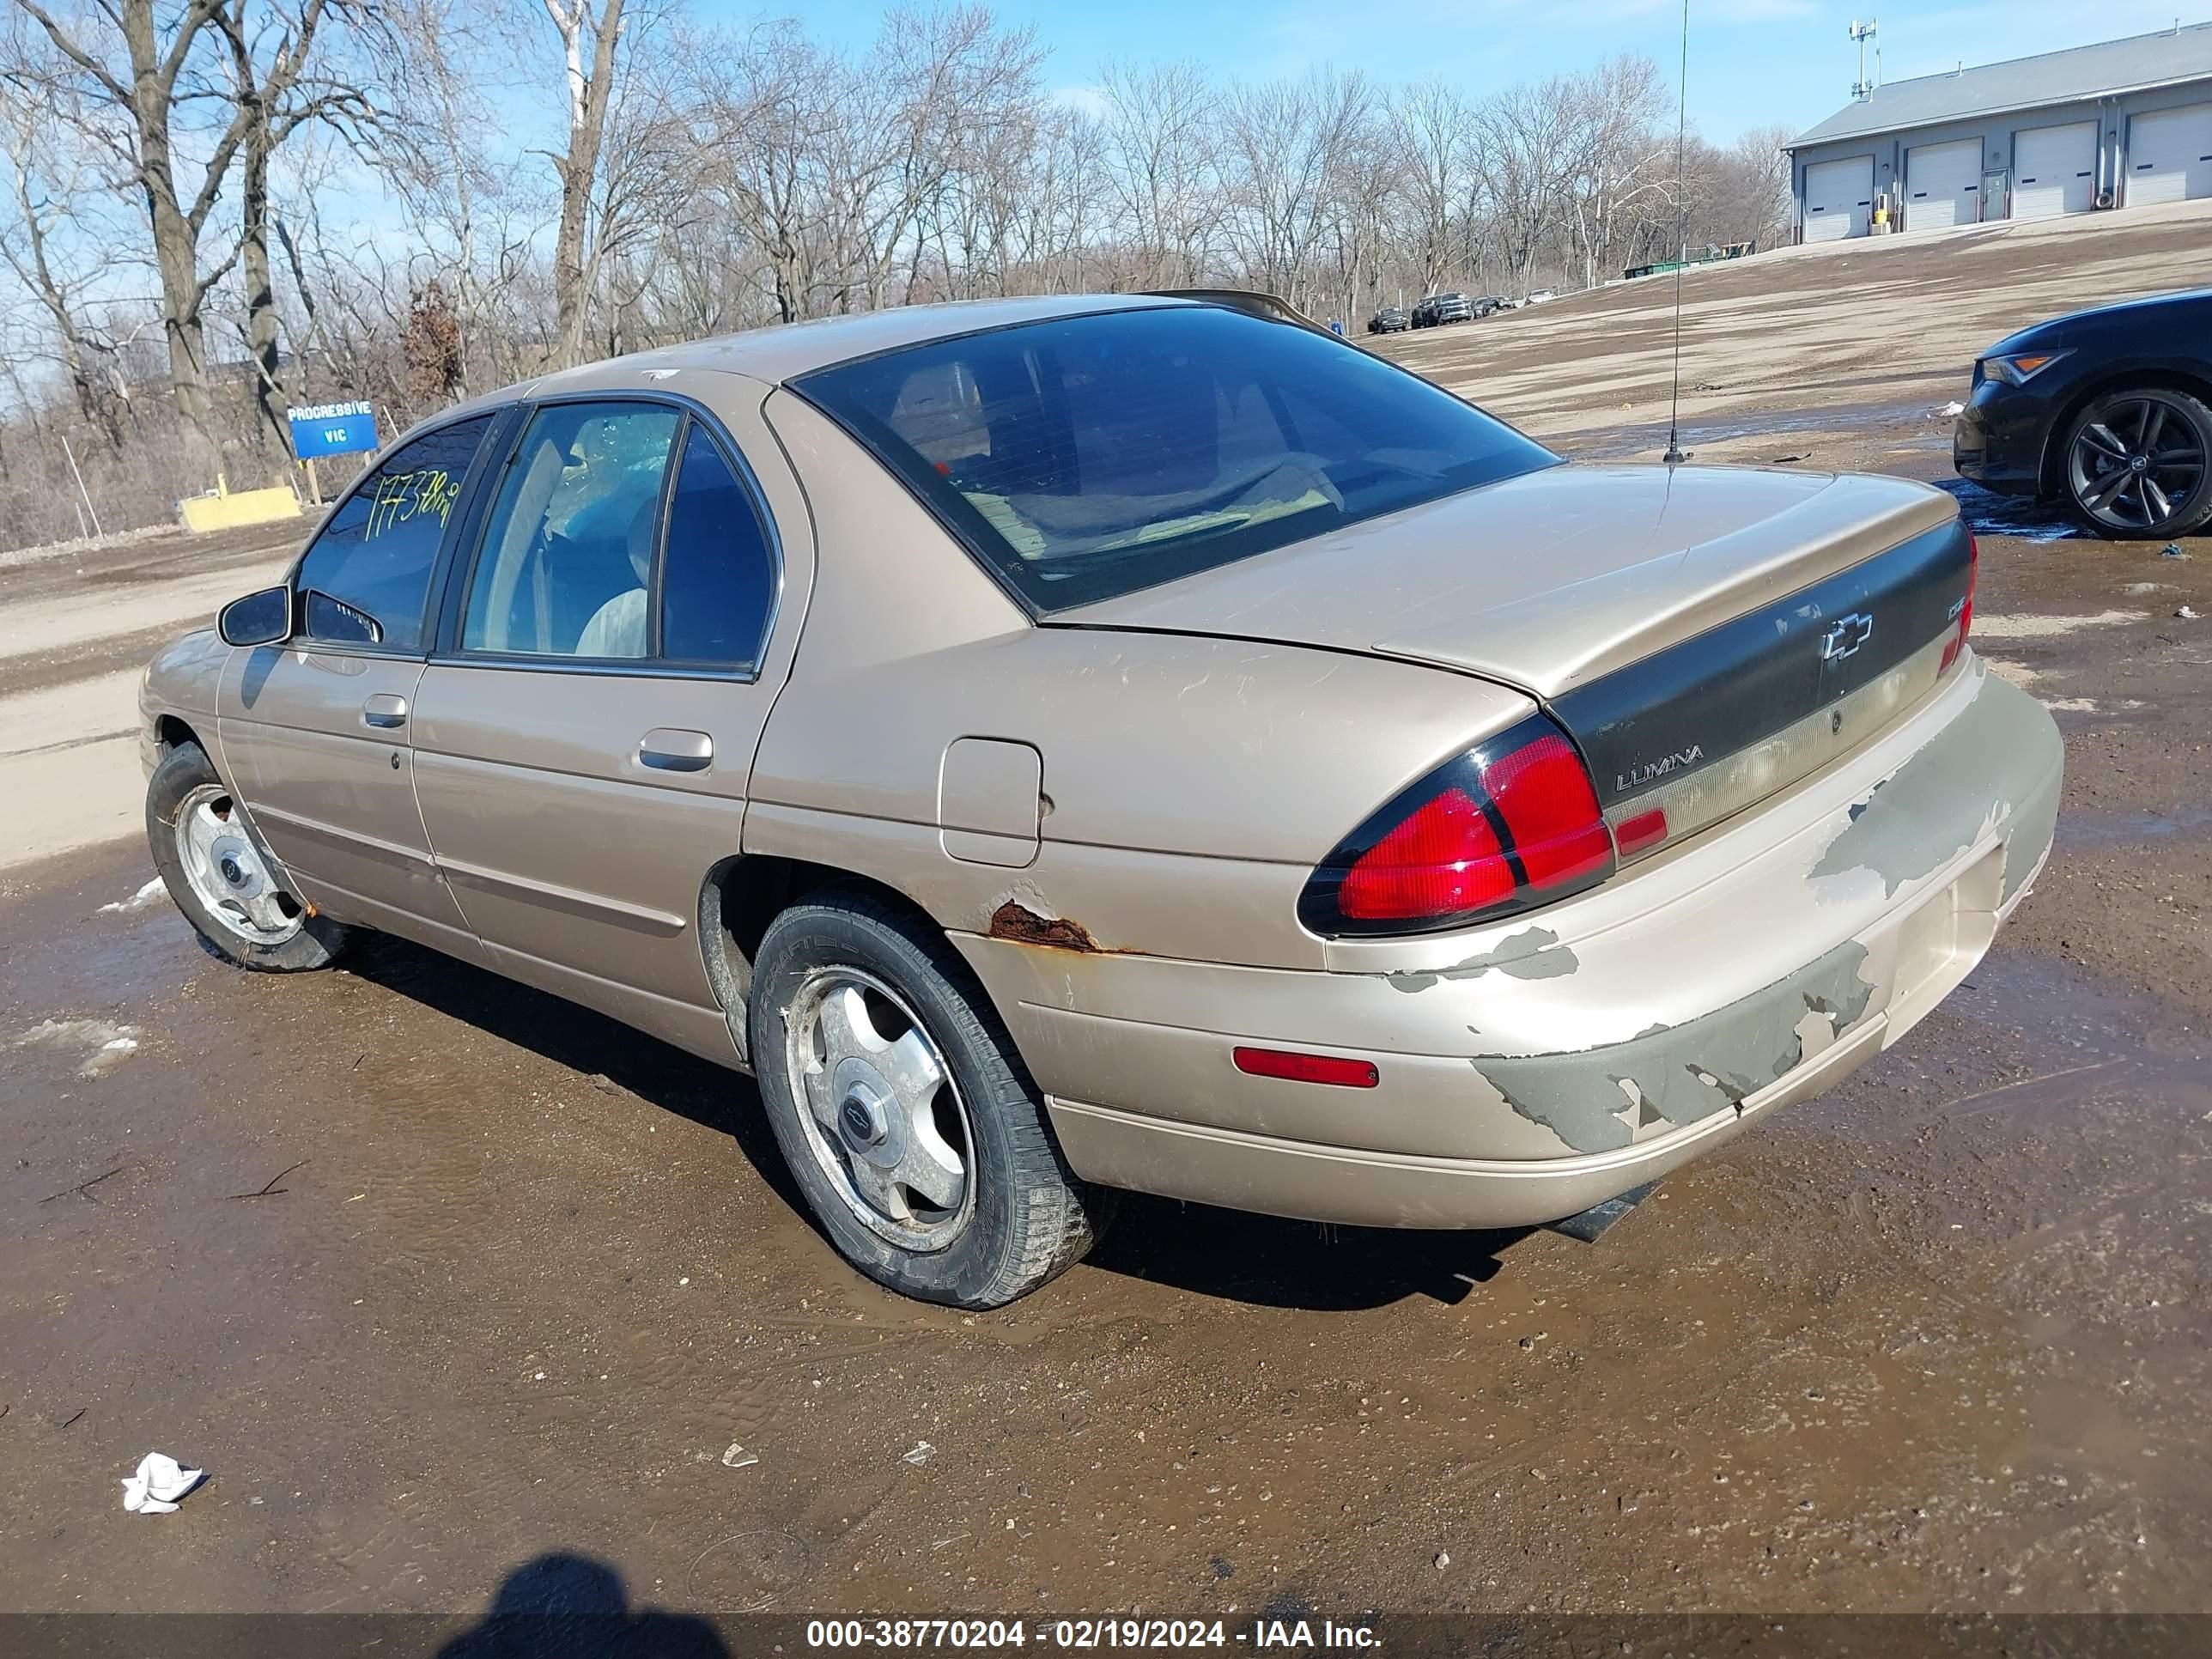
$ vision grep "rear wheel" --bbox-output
[2060,386,2212,541]
[749,892,1111,1308]
[146,743,352,972]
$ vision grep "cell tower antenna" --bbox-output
[1849,18,1880,100]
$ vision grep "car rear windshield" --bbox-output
[793,305,1556,612]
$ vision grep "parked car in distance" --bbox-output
[143,295,2062,1309]
[1413,292,1474,327]
[1524,289,1558,307]
[1472,296,1504,319]
[1954,288,2212,540]
[1369,307,1410,334]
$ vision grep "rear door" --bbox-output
[1905,139,1983,229]
[218,411,503,957]
[2128,103,2212,205]
[2012,121,2097,219]
[1802,156,1872,242]
[409,390,792,1057]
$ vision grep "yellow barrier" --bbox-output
[179,475,301,533]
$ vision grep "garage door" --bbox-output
[2012,121,2098,220]
[1906,139,1983,229]
[2128,103,2212,205]
[1803,156,1873,243]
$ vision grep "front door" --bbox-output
[410,394,788,1058]
[219,411,502,958]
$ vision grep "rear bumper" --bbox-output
[954,662,2062,1229]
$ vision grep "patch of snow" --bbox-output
[10,1018,145,1077]
[1972,610,2142,640]
[97,878,167,915]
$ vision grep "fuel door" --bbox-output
[939,738,1042,867]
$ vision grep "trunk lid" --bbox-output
[1052,461,1975,864]
[1048,462,1957,699]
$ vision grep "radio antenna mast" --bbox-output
[1849,19,1881,100]
[1662,0,1691,465]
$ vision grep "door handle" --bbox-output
[362,694,410,729]
[639,728,713,773]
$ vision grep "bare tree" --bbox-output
[1096,59,1217,289]
[220,0,362,473]
[540,0,625,367]
[9,0,337,480]
[1392,80,1473,295]
[1560,55,1670,291]
[0,67,132,437]
[1221,69,1374,309]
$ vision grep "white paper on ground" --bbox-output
[121,1452,204,1514]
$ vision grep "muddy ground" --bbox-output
[5,210,2212,1628]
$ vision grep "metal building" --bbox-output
[1788,21,2212,243]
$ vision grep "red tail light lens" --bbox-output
[1300,715,1617,936]
[1941,533,1978,674]
[1338,787,1513,921]
[1480,731,1613,884]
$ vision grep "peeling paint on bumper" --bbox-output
[957,659,2063,1228]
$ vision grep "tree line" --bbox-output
[0,0,1790,550]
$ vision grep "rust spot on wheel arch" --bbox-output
[988,902,1100,952]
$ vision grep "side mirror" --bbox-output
[218,585,292,647]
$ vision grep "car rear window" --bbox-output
[794,305,1556,612]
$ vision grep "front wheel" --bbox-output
[2061,386,2212,541]
[748,893,1112,1308]
[145,742,353,972]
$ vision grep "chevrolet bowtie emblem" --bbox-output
[1821,612,1875,661]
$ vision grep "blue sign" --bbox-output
[289,400,380,460]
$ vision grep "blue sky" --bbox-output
[733,2,2212,142]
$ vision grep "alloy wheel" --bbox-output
[172,784,306,945]
[785,967,975,1252]
[2066,393,2208,533]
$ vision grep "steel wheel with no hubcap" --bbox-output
[173,783,305,945]
[2067,393,2207,533]
[786,967,975,1252]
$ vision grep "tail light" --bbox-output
[1298,715,1615,936]
[1940,533,1978,675]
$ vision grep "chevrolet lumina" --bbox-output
[139,296,2063,1308]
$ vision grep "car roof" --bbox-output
[428,296,1194,428]
[483,293,1184,405]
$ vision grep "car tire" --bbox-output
[749,891,1113,1309]
[145,741,354,972]
[2058,386,2212,542]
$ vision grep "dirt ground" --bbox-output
[0,520,297,871]
[4,204,2212,1632]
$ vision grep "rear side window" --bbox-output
[796,306,1554,612]
[659,423,777,666]
[296,415,494,649]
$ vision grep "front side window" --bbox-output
[295,415,493,650]
[462,402,681,658]
[796,305,1555,613]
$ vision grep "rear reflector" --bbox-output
[1299,714,1615,937]
[1941,533,1978,675]
[1613,807,1669,857]
[1233,1047,1381,1088]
